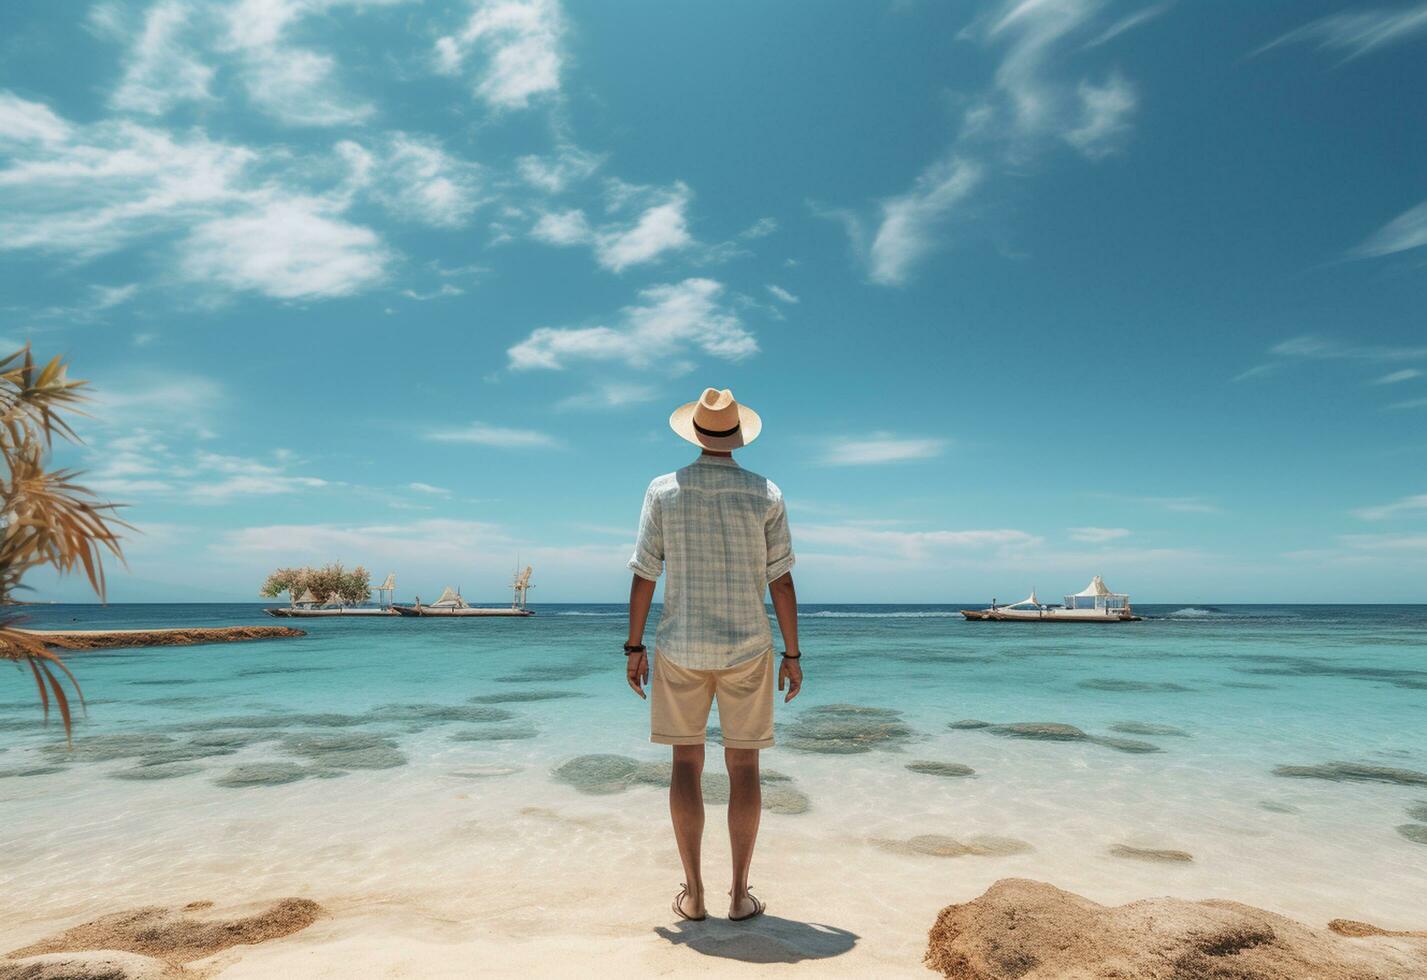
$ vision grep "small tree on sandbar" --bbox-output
[260,563,371,605]
[1,346,129,736]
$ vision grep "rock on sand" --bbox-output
[924,878,1427,979]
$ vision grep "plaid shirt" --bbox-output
[629,454,796,670]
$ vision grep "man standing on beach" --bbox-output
[624,387,801,923]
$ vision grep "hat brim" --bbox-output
[669,402,762,450]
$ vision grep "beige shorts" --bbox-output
[650,652,774,750]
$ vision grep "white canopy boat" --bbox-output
[961,577,1140,622]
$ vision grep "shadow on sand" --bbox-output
[655,914,859,964]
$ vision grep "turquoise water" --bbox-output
[3,602,1426,942]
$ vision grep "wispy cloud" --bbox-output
[554,383,658,410]
[180,198,389,300]
[1257,4,1427,63]
[1097,493,1220,514]
[507,278,755,371]
[93,0,214,115]
[1085,2,1174,48]
[530,180,695,272]
[1373,368,1422,385]
[740,217,779,239]
[766,284,799,304]
[867,156,982,286]
[1388,396,1427,410]
[840,0,1139,286]
[798,523,1041,561]
[1353,493,1427,520]
[516,141,602,193]
[401,284,465,301]
[435,0,564,110]
[345,134,485,228]
[1068,526,1131,543]
[1353,200,1427,259]
[819,433,948,466]
[1271,335,1427,362]
[408,482,452,495]
[423,421,558,447]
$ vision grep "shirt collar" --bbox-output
[693,454,740,468]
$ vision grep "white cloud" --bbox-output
[532,181,696,272]
[843,0,1141,286]
[517,142,602,193]
[0,91,72,144]
[1257,4,1427,62]
[798,523,1041,561]
[423,422,558,447]
[1389,396,1427,410]
[1270,335,1427,362]
[95,0,215,116]
[181,198,388,300]
[1068,526,1131,543]
[1373,369,1422,385]
[820,433,948,466]
[766,284,799,304]
[219,0,411,126]
[740,217,779,239]
[554,383,658,410]
[408,482,452,495]
[1353,200,1427,259]
[401,284,464,301]
[369,134,483,227]
[1085,2,1174,48]
[1098,493,1220,514]
[1353,493,1427,521]
[507,278,755,371]
[1064,73,1137,159]
[1339,533,1427,552]
[868,156,981,286]
[435,0,564,110]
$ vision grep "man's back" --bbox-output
[629,454,795,671]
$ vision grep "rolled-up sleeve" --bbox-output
[628,483,664,581]
[764,494,796,583]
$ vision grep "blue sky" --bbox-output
[3,0,1426,603]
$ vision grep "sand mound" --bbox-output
[28,626,304,651]
[0,950,181,979]
[924,878,1427,979]
[6,898,322,967]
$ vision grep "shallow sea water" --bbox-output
[3,602,1426,961]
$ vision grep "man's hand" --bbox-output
[626,651,650,699]
[778,656,802,702]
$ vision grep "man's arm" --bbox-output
[769,571,802,702]
[626,573,656,698]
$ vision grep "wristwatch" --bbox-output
[623,643,647,655]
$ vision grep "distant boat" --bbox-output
[392,567,536,618]
[962,576,1141,622]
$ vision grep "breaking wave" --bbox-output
[1166,607,1227,618]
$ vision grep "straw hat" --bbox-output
[669,387,762,450]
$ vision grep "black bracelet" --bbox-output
[781,651,800,660]
[623,643,646,655]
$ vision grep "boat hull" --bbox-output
[961,609,1141,623]
[391,605,534,617]
[265,607,399,617]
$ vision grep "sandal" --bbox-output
[729,889,765,922]
[672,883,706,921]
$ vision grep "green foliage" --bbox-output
[2,345,129,737]
[262,562,371,605]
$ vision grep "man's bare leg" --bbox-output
[670,743,706,918]
[725,746,762,918]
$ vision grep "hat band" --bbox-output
[693,419,741,438]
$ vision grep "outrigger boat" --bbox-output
[961,576,1141,622]
[392,566,535,618]
[265,574,401,617]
